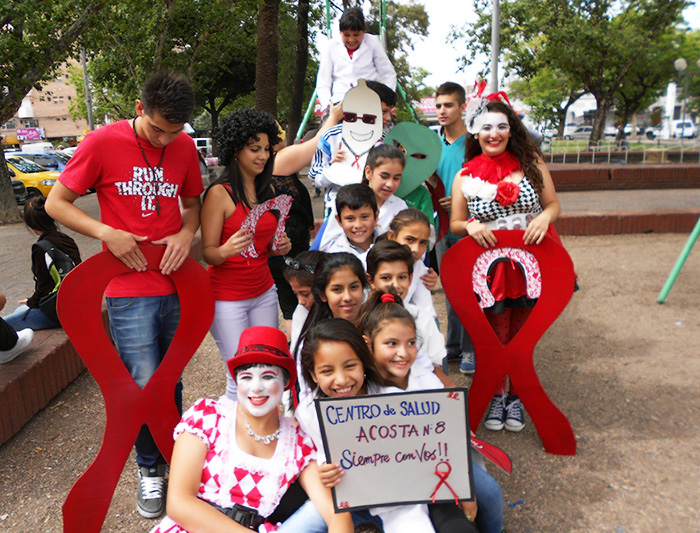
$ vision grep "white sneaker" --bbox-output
[137,465,167,518]
[0,328,33,364]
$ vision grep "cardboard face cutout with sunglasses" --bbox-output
[326,79,382,187]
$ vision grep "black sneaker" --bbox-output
[505,396,525,432]
[484,393,507,431]
[137,465,167,518]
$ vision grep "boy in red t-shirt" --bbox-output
[46,71,203,519]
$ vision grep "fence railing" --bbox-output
[541,140,700,165]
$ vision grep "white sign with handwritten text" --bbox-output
[315,388,473,511]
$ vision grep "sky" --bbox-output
[402,0,700,91]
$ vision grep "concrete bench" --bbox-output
[0,310,110,447]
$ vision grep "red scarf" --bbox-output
[461,152,522,184]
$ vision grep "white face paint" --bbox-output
[476,112,511,157]
[236,364,286,417]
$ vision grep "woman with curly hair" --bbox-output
[201,108,294,399]
[203,107,344,398]
[450,97,562,434]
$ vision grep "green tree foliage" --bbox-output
[509,69,584,138]
[674,30,700,119]
[455,0,689,144]
[611,31,681,140]
[75,0,259,140]
[367,0,430,116]
[0,0,107,223]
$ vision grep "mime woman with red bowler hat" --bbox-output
[149,326,354,533]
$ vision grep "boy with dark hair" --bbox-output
[431,81,475,375]
[327,183,378,266]
[316,6,396,113]
[365,239,444,367]
[45,70,203,519]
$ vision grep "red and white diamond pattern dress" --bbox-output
[150,396,316,533]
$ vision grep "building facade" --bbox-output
[1,62,90,149]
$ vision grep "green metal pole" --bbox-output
[296,88,319,141]
[396,82,419,123]
[657,216,700,303]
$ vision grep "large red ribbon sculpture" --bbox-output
[441,231,576,455]
[57,246,215,532]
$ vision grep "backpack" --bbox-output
[34,240,76,323]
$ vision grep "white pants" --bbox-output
[210,286,279,399]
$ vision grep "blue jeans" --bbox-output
[4,304,60,330]
[278,499,381,532]
[473,463,504,533]
[106,294,182,468]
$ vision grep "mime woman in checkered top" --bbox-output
[449,98,564,435]
[149,326,353,533]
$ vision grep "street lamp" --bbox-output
[673,57,700,142]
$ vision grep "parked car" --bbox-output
[646,121,697,139]
[12,178,28,205]
[671,120,697,139]
[604,126,617,137]
[61,146,78,156]
[20,141,54,153]
[192,137,213,156]
[564,125,593,140]
[5,156,60,197]
[16,150,71,171]
[645,126,663,140]
[623,125,642,136]
[562,123,579,138]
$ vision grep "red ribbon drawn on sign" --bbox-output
[441,231,576,455]
[58,246,215,532]
[430,460,460,505]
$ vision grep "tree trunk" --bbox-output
[287,0,310,141]
[0,152,22,224]
[590,93,612,146]
[0,1,106,221]
[255,0,280,116]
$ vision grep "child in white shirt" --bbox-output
[387,208,439,318]
[316,7,396,113]
[319,144,407,251]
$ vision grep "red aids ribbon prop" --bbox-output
[441,231,576,455]
[351,154,361,168]
[58,246,215,532]
[470,437,512,475]
[240,194,293,258]
[430,460,460,505]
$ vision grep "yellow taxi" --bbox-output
[5,155,60,197]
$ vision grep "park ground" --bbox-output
[0,192,699,532]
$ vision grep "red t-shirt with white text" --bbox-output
[59,120,203,297]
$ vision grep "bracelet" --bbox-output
[465,217,476,235]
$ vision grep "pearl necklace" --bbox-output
[244,415,281,445]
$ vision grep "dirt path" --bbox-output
[1,232,699,532]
